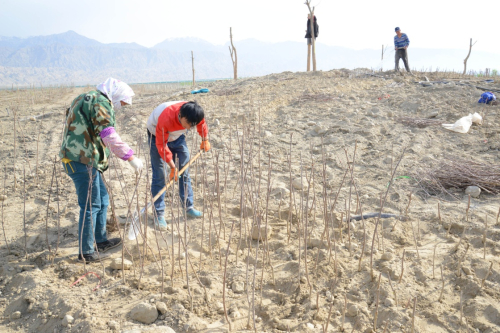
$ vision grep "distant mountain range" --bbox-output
[0,30,499,87]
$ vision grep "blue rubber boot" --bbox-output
[155,216,168,231]
[186,208,202,218]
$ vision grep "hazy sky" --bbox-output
[1,0,499,54]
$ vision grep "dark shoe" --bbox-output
[78,253,101,263]
[96,238,122,253]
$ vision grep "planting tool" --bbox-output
[127,150,203,240]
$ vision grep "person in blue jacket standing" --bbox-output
[394,27,412,74]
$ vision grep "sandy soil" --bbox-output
[0,70,499,333]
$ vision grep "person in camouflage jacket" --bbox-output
[60,78,144,262]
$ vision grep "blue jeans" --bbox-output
[149,133,194,217]
[63,161,108,255]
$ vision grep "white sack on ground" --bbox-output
[442,112,482,133]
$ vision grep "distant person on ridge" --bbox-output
[60,78,144,262]
[394,27,412,74]
[305,14,319,71]
[146,101,210,230]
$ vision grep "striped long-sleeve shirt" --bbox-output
[394,33,410,49]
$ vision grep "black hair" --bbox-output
[180,101,204,126]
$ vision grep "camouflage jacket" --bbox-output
[59,90,115,172]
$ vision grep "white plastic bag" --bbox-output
[442,112,482,133]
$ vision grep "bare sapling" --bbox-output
[409,218,420,259]
[481,261,493,288]
[222,222,235,332]
[341,293,347,332]
[438,265,445,302]
[398,249,405,283]
[460,291,464,329]
[457,243,469,277]
[1,164,10,254]
[101,172,126,283]
[388,273,397,306]
[462,38,477,76]
[288,133,293,243]
[23,166,28,259]
[371,148,406,280]
[411,296,417,333]
[374,273,382,331]
[324,300,334,333]
[438,202,442,224]
[358,208,366,272]
[35,121,41,185]
[13,109,17,189]
[344,144,357,256]
[466,194,471,222]
[432,242,442,279]
[496,206,499,225]
[483,214,488,259]
[303,160,313,296]
[45,161,56,254]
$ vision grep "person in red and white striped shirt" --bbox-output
[146,101,210,229]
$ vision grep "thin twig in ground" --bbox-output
[1,164,10,254]
[483,214,488,259]
[371,148,407,281]
[411,296,417,333]
[457,243,470,277]
[438,265,445,302]
[388,273,397,306]
[341,293,347,332]
[45,161,56,254]
[223,222,235,332]
[433,242,442,279]
[23,166,28,259]
[398,249,405,283]
[374,273,382,331]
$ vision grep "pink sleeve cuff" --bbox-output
[100,127,134,161]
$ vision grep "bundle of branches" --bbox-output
[413,157,500,196]
[395,117,444,128]
[297,93,338,102]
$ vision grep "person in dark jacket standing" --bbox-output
[305,14,318,71]
[394,27,412,74]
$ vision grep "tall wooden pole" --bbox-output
[229,27,238,80]
[191,51,195,86]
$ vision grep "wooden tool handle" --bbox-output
[151,150,203,203]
